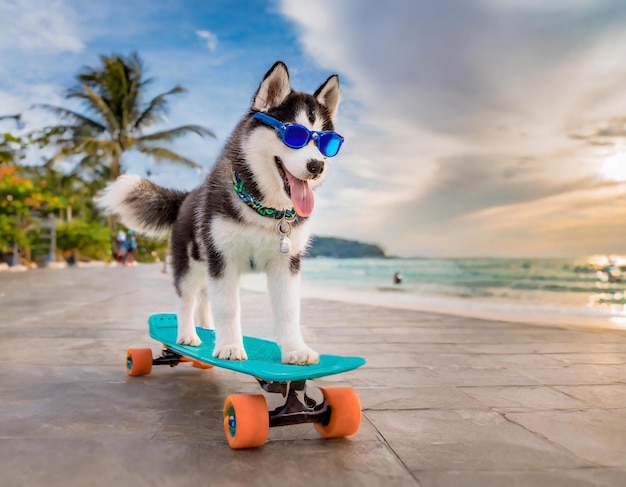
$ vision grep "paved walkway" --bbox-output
[1,265,625,486]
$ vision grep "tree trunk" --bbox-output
[111,150,121,180]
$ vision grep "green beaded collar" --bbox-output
[232,171,296,220]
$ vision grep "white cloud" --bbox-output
[0,0,84,54]
[279,0,626,256]
[196,30,218,53]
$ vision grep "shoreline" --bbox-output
[241,273,626,332]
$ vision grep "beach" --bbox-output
[244,256,626,331]
[1,263,626,486]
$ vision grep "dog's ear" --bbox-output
[252,62,292,111]
[314,75,340,120]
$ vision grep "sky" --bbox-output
[2,0,626,257]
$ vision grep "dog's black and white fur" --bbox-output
[97,62,340,364]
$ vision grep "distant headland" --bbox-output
[306,236,386,258]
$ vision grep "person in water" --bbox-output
[393,271,403,285]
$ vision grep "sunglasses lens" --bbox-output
[283,125,310,148]
[318,133,343,157]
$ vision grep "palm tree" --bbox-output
[34,52,214,181]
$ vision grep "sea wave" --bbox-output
[241,256,626,329]
[301,257,626,329]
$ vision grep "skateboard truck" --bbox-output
[153,348,183,367]
[258,379,331,428]
[153,347,213,369]
[152,349,331,427]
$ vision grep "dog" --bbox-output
[97,61,342,365]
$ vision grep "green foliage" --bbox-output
[135,233,169,263]
[0,166,66,217]
[0,132,26,164]
[56,220,111,260]
[0,166,66,251]
[307,236,386,258]
[0,214,20,249]
[24,166,104,221]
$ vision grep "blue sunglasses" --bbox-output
[252,112,344,157]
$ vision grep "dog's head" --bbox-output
[243,62,340,217]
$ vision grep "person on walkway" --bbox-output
[125,231,137,266]
[115,229,127,263]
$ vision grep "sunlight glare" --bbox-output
[601,150,626,181]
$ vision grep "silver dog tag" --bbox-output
[280,235,291,254]
[276,218,292,254]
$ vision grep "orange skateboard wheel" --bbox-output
[223,395,269,449]
[126,348,153,376]
[314,387,362,439]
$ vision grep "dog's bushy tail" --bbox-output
[96,175,189,238]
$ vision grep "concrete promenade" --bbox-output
[1,264,625,486]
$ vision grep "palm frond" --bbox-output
[123,75,140,129]
[43,147,78,169]
[32,104,106,131]
[77,84,120,133]
[137,145,203,168]
[67,91,105,106]
[78,137,120,155]
[67,155,113,187]
[72,54,148,134]
[71,154,108,176]
[134,86,186,129]
[135,124,215,143]
[0,151,13,163]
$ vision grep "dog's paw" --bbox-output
[282,346,320,365]
[177,331,202,347]
[213,345,248,361]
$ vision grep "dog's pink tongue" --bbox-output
[285,171,314,217]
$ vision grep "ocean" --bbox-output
[294,256,626,329]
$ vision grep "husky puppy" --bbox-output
[97,62,341,364]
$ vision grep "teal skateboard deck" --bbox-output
[148,313,366,382]
[126,313,366,449]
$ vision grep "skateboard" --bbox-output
[126,313,366,449]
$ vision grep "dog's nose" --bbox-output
[307,159,325,177]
